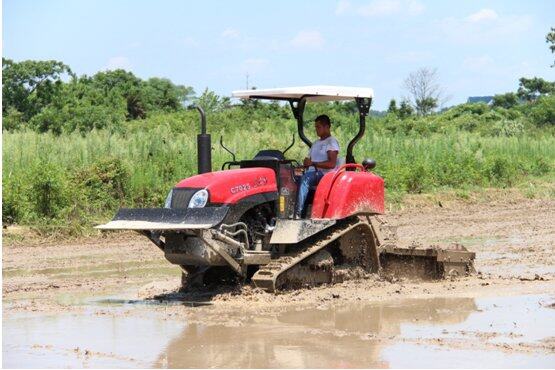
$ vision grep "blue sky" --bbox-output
[3,0,555,110]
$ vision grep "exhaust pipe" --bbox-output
[195,106,211,174]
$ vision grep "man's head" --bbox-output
[314,114,331,139]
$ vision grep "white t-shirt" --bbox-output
[308,136,340,173]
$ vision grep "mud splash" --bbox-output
[3,294,554,368]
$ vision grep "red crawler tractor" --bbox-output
[98,86,475,291]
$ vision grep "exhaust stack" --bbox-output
[195,106,211,174]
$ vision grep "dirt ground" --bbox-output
[3,193,555,366]
[3,193,554,309]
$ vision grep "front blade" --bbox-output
[96,207,229,231]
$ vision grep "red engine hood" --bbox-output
[175,168,277,204]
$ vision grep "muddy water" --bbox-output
[3,294,554,368]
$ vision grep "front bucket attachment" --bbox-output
[96,207,229,231]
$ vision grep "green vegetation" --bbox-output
[547,27,555,67]
[4,106,555,235]
[2,57,555,235]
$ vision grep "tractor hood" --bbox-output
[175,168,277,204]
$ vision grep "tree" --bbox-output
[416,97,438,115]
[239,87,261,111]
[398,99,414,119]
[89,69,146,119]
[547,27,555,67]
[403,67,444,115]
[2,58,73,120]
[143,77,195,111]
[517,77,555,102]
[330,100,358,115]
[195,88,231,113]
[28,79,127,134]
[492,92,519,109]
[2,57,201,133]
[387,99,398,115]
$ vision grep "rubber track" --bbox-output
[252,218,366,292]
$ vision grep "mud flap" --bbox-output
[96,207,229,231]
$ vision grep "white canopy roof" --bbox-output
[232,85,374,102]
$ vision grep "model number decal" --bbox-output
[230,177,268,194]
[230,184,251,194]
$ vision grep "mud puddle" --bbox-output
[3,293,554,368]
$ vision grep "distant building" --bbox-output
[467,96,494,105]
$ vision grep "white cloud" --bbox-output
[290,30,325,48]
[242,58,270,73]
[407,0,424,15]
[466,8,498,23]
[437,12,532,44]
[105,56,131,71]
[335,0,351,15]
[182,36,198,47]
[222,28,240,39]
[356,0,423,17]
[358,0,400,17]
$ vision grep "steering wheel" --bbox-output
[288,159,301,167]
[293,162,321,177]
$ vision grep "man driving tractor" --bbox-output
[295,114,339,219]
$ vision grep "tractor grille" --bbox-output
[170,188,199,209]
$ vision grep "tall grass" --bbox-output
[3,125,554,234]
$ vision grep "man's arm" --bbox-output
[307,150,338,169]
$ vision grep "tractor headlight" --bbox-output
[188,189,209,208]
[164,189,173,208]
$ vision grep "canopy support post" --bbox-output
[289,98,311,149]
[346,97,372,164]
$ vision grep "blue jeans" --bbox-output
[295,170,324,217]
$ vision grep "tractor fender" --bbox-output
[311,165,384,219]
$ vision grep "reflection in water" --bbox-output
[156,298,477,368]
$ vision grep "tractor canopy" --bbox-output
[232,85,374,102]
[232,85,374,164]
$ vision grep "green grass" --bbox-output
[3,123,555,235]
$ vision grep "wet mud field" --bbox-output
[3,197,555,368]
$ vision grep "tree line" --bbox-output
[3,24,555,135]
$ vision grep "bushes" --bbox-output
[529,95,555,126]
[27,163,73,219]
[363,133,554,195]
[2,119,555,234]
[74,157,129,211]
[2,154,131,233]
[481,157,517,186]
[2,162,75,226]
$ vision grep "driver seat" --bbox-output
[240,149,284,177]
[253,149,285,161]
